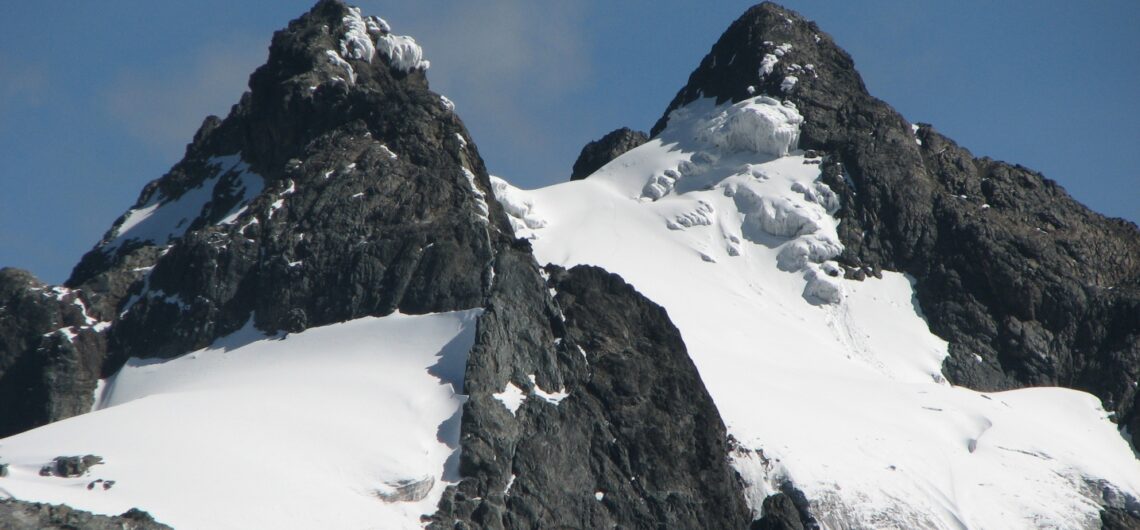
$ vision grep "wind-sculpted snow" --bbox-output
[694,95,803,156]
[491,93,1140,528]
[0,310,481,530]
[490,175,546,239]
[377,33,429,72]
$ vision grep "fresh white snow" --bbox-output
[377,34,429,72]
[493,382,527,416]
[0,310,481,530]
[492,95,1140,529]
[339,7,377,62]
[758,54,779,78]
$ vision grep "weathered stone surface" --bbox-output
[1,0,509,434]
[570,127,648,181]
[752,493,805,530]
[430,262,751,529]
[0,499,171,530]
[39,455,104,478]
[653,1,1140,448]
[1103,507,1140,530]
[0,269,105,438]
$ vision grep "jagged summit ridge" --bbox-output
[2,0,506,435]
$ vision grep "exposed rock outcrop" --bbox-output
[570,127,648,181]
[0,499,170,530]
[430,262,751,529]
[0,269,106,437]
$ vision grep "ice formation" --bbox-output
[377,34,429,72]
[694,96,803,157]
[490,175,546,238]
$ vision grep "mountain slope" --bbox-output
[2,1,1139,529]
[0,1,752,527]
[651,1,1140,439]
[491,3,1140,527]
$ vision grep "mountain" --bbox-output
[1,1,1138,529]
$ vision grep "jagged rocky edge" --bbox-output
[652,1,1139,412]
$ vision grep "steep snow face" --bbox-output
[495,97,1140,528]
[0,310,480,530]
[103,154,263,252]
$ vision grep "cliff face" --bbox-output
[2,0,504,436]
[652,1,1140,440]
[431,261,751,528]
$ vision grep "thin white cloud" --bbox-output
[101,35,268,157]
[0,53,49,125]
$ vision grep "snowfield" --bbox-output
[0,310,480,529]
[496,95,1140,529]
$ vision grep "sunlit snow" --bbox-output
[0,310,480,530]
[494,95,1140,529]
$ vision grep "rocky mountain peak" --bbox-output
[650,1,1140,456]
[651,2,864,142]
[4,1,509,434]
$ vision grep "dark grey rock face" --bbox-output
[570,127,648,181]
[1102,507,1140,530]
[0,269,105,438]
[40,455,104,478]
[752,494,804,530]
[0,499,170,530]
[653,1,1140,447]
[1,0,508,434]
[431,262,751,529]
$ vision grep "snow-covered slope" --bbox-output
[495,95,1140,529]
[0,310,479,529]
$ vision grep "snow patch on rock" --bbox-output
[325,50,356,84]
[105,154,263,251]
[780,75,798,92]
[462,168,490,222]
[494,382,527,416]
[759,54,779,78]
[339,7,376,62]
[377,33,429,72]
[528,374,569,406]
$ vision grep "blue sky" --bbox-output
[2,1,1137,284]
